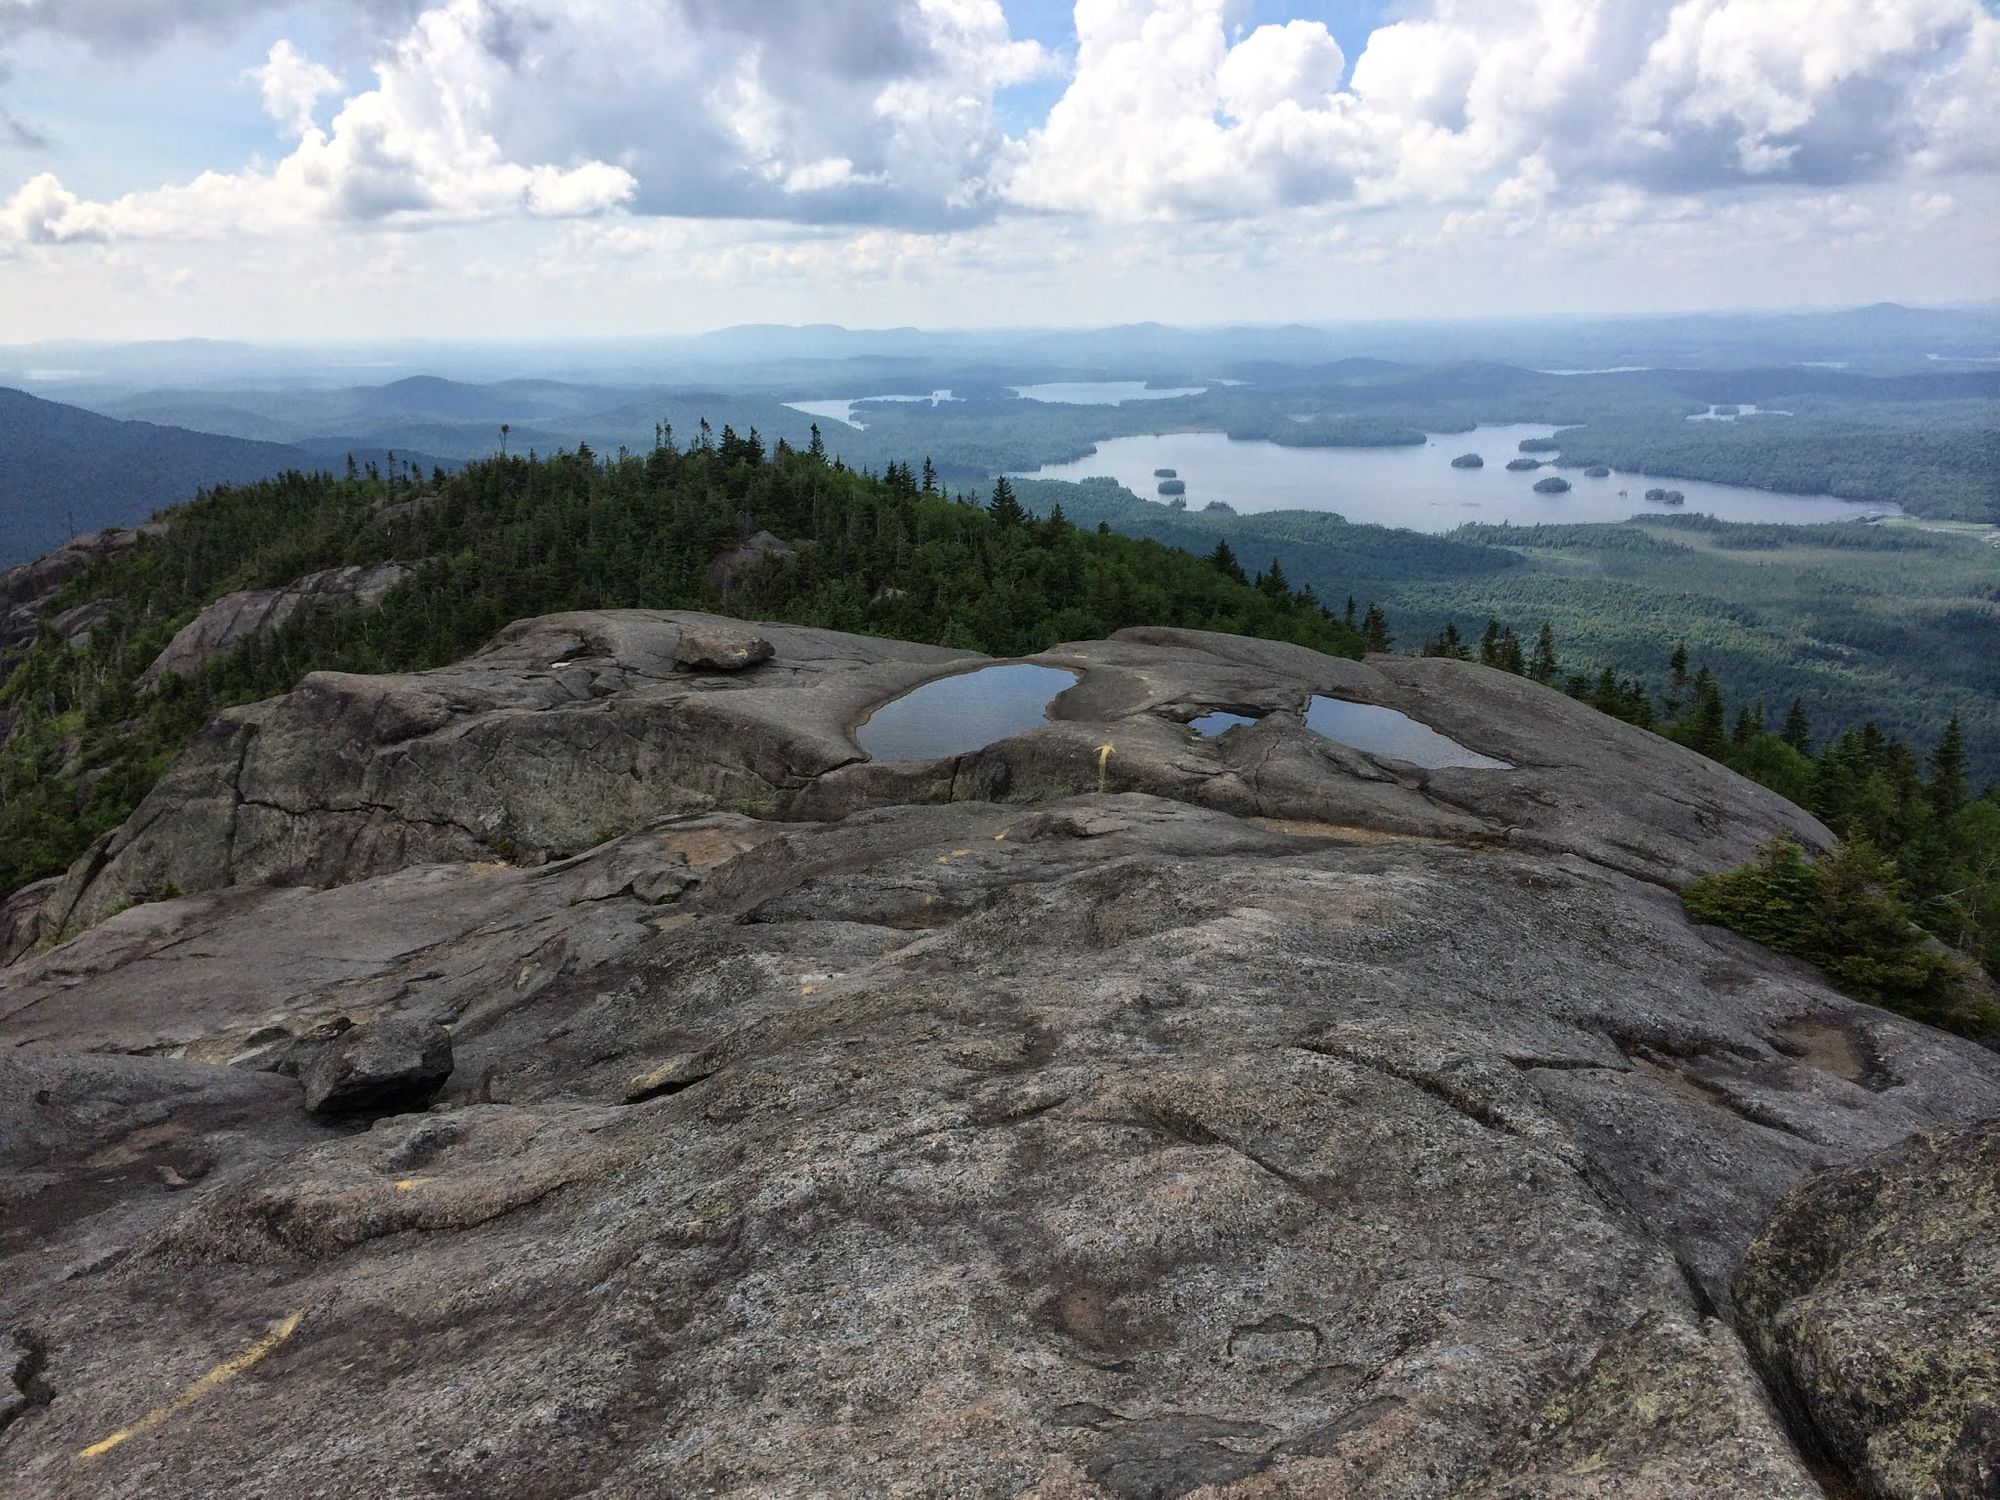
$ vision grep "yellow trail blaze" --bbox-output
[1097,742,1115,793]
[78,1310,305,1461]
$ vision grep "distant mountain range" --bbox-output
[0,387,453,566]
[0,387,313,565]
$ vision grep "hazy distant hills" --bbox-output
[0,387,468,566]
[0,387,314,565]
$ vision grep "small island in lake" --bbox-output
[1517,437,1562,453]
[1451,453,1484,469]
[1157,479,1187,497]
[1584,465,1612,478]
[1534,477,1572,494]
[1154,468,1178,479]
[1505,457,1543,472]
[1203,500,1236,515]
[1645,487,1687,505]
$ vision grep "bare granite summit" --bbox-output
[0,612,1991,1499]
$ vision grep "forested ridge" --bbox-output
[0,427,1359,894]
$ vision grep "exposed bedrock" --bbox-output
[0,615,1983,1497]
[21,612,1829,956]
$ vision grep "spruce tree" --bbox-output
[1930,712,1968,819]
[1496,628,1524,676]
[1781,699,1812,754]
[1208,539,1247,585]
[1361,604,1392,653]
[986,475,1026,527]
[1687,681,1728,758]
[1478,617,1502,667]
[1528,622,1558,684]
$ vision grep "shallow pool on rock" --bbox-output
[1306,697,1512,770]
[855,664,1079,761]
[1189,711,1261,737]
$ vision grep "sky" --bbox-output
[0,0,1996,342]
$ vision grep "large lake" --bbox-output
[1014,424,1898,531]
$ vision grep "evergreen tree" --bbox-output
[1257,558,1289,600]
[1495,628,1524,676]
[1528,622,1559,685]
[1931,711,1967,819]
[808,424,826,462]
[1361,603,1392,653]
[1781,698,1813,755]
[1687,679,1728,759]
[1343,595,1357,629]
[1208,539,1247,585]
[921,456,937,494]
[1478,617,1502,668]
[986,476,1026,527]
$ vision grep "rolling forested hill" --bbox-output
[0,388,312,564]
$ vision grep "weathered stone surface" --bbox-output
[0,526,156,656]
[707,528,797,599]
[138,561,412,687]
[0,619,1988,1496]
[1454,1311,1823,1499]
[672,626,775,672]
[299,1015,454,1116]
[21,613,1832,954]
[1737,1124,2000,1500]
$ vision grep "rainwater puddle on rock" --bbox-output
[856,664,1079,761]
[1189,711,1261,737]
[1305,698,1512,770]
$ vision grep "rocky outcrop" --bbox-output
[19,613,1831,955]
[0,526,158,656]
[1,617,1989,1496]
[706,529,797,600]
[1737,1124,2000,1499]
[138,561,412,687]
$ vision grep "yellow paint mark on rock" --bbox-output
[79,1310,305,1461]
[1097,742,1116,793]
[801,984,818,996]
[393,1178,425,1193]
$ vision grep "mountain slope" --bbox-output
[2,610,1996,1497]
[0,387,311,565]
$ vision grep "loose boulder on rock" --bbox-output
[672,627,775,672]
[299,1015,454,1117]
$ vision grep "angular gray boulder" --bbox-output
[299,1015,454,1117]
[139,561,412,687]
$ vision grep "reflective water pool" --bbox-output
[855,664,1079,761]
[1189,711,1260,737]
[1306,697,1512,770]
